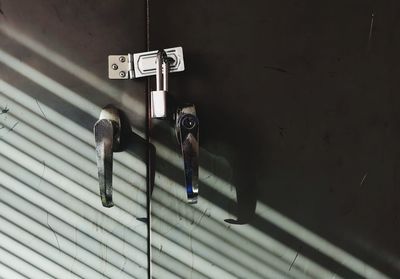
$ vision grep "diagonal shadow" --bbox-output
[0,27,395,278]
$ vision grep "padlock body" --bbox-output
[151,90,167,118]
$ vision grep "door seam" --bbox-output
[145,0,152,278]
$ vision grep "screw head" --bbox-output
[119,71,126,77]
[111,64,118,70]
[119,56,126,62]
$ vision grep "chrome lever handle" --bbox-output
[94,105,121,207]
[176,105,199,203]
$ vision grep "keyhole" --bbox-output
[182,115,197,130]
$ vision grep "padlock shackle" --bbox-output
[155,50,169,91]
[156,51,163,91]
[163,58,169,91]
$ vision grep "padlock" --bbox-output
[150,51,169,118]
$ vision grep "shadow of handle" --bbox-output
[224,157,258,225]
[118,109,156,197]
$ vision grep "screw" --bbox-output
[111,64,118,70]
[119,71,126,77]
[119,56,126,62]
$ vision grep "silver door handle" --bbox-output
[176,105,199,203]
[94,105,121,207]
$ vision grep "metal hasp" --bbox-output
[108,47,185,79]
[175,105,200,203]
[94,105,121,207]
[108,46,185,119]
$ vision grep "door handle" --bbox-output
[94,105,121,207]
[176,105,199,203]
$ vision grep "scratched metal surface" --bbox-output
[0,1,399,279]
[0,1,148,278]
[149,1,400,278]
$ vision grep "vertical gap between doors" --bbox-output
[145,0,152,278]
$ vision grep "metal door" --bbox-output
[0,1,148,278]
[1,1,400,279]
[149,1,400,279]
